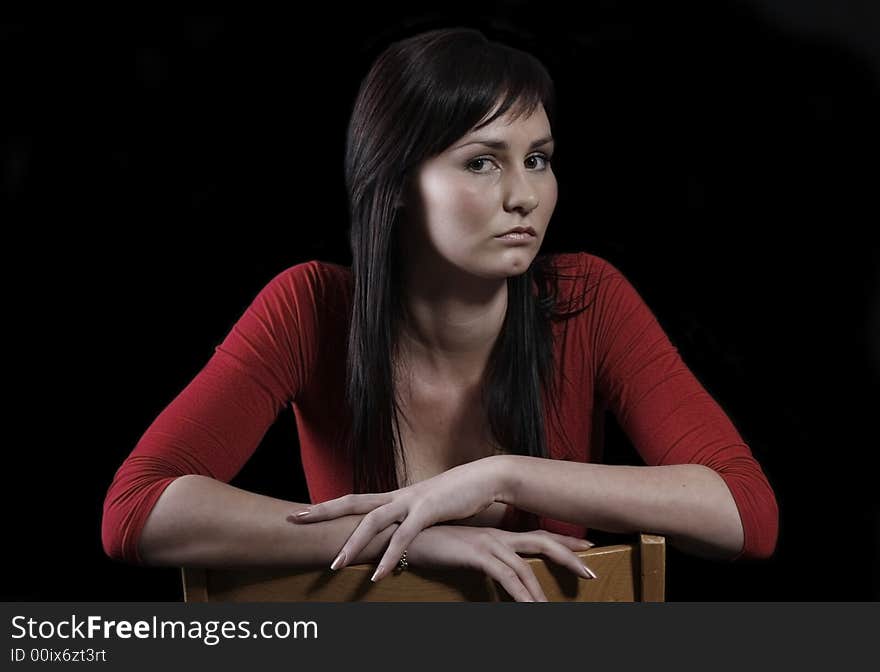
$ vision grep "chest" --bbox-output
[393,378,504,487]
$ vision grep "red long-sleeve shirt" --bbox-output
[102,252,778,565]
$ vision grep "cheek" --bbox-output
[455,187,496,224]
[423,176,495,228]
[539,176,558,218]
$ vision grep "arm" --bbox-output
[102,264,325,565]
[492,456,743,560]
[494,254,777,561]
[103,260,508,567]
[138,474,400,567]
[586,258,778,561]
[453,501,509,528]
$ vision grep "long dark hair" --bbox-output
[344,27,591,494]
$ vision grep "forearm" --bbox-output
[137,475,398,568]
[453,501,508,527]
[493,455,744,560]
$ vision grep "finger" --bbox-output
[549,533,597,551]
[489,540,549,602]
[522,534,599,581]
[480,555,537,603]
[287,493,389,524]
[520,530,596,555]
[332,505,402,571]
[371,514,426,582]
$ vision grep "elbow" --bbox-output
[709,463,780,562]
[101,508,129,564]
[730,486,780,562]
[750,491,780,560]
[668,472,778,562]
[101,480,124,563]
[101,478,153,567]
[100,459,182,566]
[101,496,140,566]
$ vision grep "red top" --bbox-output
[102,252,778,565]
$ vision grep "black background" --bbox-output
[3,2,878,601]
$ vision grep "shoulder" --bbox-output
[261,260,352,323]
[544,250,621,280]
[263,260,352,302]
[271,260,352,290]
[539,251,625,315]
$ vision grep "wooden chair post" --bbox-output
[638,533,666,602]
[181,567,208,602]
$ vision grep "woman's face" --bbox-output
[399,102,557,281]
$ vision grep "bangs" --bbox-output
[469,50,553,132]
[401,30,556,157]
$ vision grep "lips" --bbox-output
[496,226,536,237]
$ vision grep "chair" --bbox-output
[181,533,664,602]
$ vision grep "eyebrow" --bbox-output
[454,135,555,152]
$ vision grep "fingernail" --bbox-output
[371,565,384,582]
[330,551,346,571]
[578,540,595,548]
[295,510,311,518]
[582,565,598,580]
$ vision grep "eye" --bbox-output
[525,153,552,170]
[466,157,499,173]
[465,153,553,174]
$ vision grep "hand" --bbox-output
[406,526,598,602]
[287,459,503,581]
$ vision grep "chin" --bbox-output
[503,249,538,270]
[488,253,536,279]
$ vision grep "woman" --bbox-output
[102,27,778,602]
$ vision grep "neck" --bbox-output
[396,265,508,387]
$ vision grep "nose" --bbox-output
[503,169,539,216]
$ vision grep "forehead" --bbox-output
[464,103,551,140]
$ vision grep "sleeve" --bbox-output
[101,262,322,565]
[592,257,779,561]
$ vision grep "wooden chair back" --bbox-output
[182,533,664,602]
